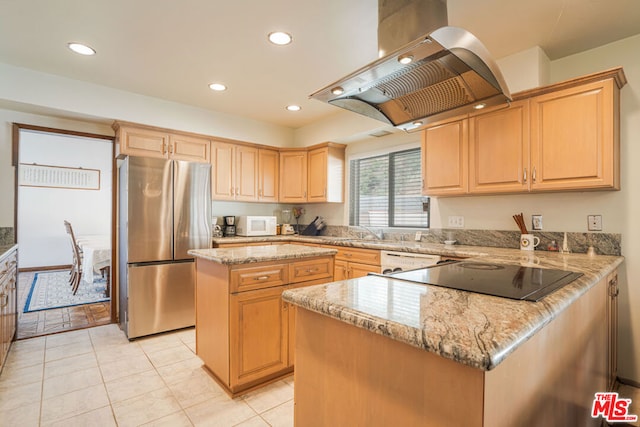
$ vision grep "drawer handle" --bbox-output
[344,253,352,257]
[305,268,318,274]
[254,275,270,281]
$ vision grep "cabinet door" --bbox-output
[235,146,258,201]
[169,134,210,163]
[307,147,328,202]
[258,149,279,202]
[349,262,378,279]
[334,260,349,281]
[606,271,618,391]
[119,126,169,159]
[422,118,469,196]
[211,141,235,200]
[279,151,308,202]
[469,101,530,194]
[230,286,288,388]
[530,79,618,191]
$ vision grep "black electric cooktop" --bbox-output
[388,261,583,302]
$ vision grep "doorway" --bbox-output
[13,124,115,339]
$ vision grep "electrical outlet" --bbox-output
[414,231,422,241]
[532,214,543,231]
[448,216,464,228]
[587,215,603,231]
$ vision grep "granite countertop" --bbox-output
[0,244,18,260]
[189,243,338,265]
[282,248,623,371]
[213,235,490,258]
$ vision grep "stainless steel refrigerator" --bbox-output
[119,156,211,339]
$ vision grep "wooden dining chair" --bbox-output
[63,220,83,294]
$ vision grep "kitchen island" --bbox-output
[188,244,337,396]
[282,250,623,426]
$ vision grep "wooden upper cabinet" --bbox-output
[279,150,308,203]
[211,143,280,202]
[307,144,345,203]
[258,148,279,202]
[211,140,235,200]
[117,125,170,159]
[169,134,210,162]
[235,146,258,201]
[469,100,530,194]
[422,117,469,196]
[422,67,625,197]
[114,123,210,162]
[530,78,619,191]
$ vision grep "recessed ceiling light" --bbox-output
[398,54,414,65]
[286,105,301,112]
[331,87,345,96]
[67,42,96,56]
[474,103,487,110]
[208,83,227,91]
[268,31,293,46]
[412,121,423,127]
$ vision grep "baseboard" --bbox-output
[19,265,71,273]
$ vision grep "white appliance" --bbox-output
[237,216,277,236]
[380,251,440,274]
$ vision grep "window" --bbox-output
[349,148,429,228]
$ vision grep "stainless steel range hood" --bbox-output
[310,0,511,132]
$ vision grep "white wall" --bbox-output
[0,108,114,227]
[17,130,112,268]
[0,62,294,149]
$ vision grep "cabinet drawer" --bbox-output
[230,264,288,293]
[289,257,333,284]
[334,247,380,265]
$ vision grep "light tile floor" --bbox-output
[0,324,294,426]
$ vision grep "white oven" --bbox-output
[380,251,440,274]
[236,216,277,236]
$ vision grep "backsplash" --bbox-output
[318,225,622,256]
[0,227,15,245]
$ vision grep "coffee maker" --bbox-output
[223,216,236,237]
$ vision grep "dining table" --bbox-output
[76,235,111,287]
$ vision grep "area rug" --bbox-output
[23,270,109,313]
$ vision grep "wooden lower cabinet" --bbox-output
[230,286,288,388]
[326,246,381,279]
[195,255,334,396]
[293,274,609,426]
[0,248,17,371]
[606,269,619,391]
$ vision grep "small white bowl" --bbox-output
[444,240,456,245]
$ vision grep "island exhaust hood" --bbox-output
[310,0,511,132]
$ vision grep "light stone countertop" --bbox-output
[0,244,17,261]
[282,247,623,371]
[188,244,337,265]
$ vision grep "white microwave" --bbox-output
[236,216,277,236]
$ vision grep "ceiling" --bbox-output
[1,0,639,130]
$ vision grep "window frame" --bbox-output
[348,145,429,229]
